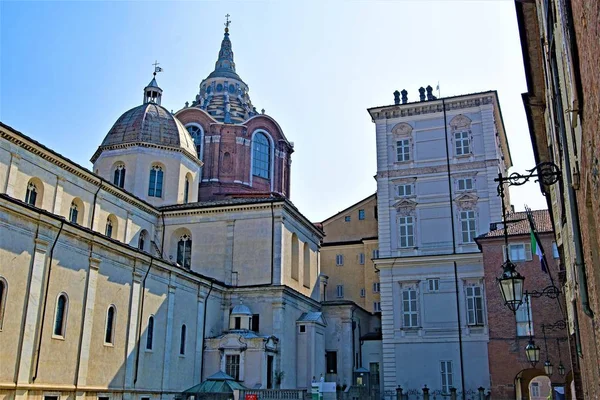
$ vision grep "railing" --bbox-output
[235,389,307,400]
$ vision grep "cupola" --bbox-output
[229,300,252,330]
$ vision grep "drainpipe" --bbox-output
[32,220,65,381]
[160,212,166,259]
[134,257,153,384]
[199,281,214,381]
[270,201,275,285]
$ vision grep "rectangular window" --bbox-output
[225,354,240,380]
[336,285,344,298]
[402,288,418,328]
[454,131,470,156]
[45,397,59,400]
[460,211,476,243]
[530,383,540,397]
[373,302,381,312]
[552,242,560,259]
[326,351,338,373]
[360,288,366,298]
[359,253,365,265]
[234,317,241,330]
[358,209,365,220]
[440,361,453,393]
[398,216,415,248]
[251,314,260,332]
[507,243,533,262]
[344,216,351,222]
[397,184,413,197]
[372,249,379,259]
[457,178,473,191]
[516,295,533,336]
[396,139,411,162]
[98,397,109,400]
[428,278,439,292]
[299,325,306,333]
[336,254,344,266]
[465,286,484,325]
[373,282,380,293]
[370,362,380,385]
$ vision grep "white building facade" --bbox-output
[368,89,512,394]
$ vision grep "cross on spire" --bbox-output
[152,60,162,76]
[224,13,231,30]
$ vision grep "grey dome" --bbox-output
[93,103,197,161]
[231,303,252,316]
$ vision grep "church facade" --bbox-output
[0,22,380,400]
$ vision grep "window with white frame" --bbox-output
[113,164,126,188]
[397,183,413,197]
[336,285,344,298]
[373,302,381,312]
[465,285,484,325]
[25,182,38,206]
[506,243,532,262]
[360,288,365,298]
[148,165,164,197]
[460,211,476,243]
[225,354,240,380]
[359,253,365,265]
[177,234,192,269]
[186,125,203,159]
[104,305,116,344]
[516,294,533,336]
[457,178,473,191]
[53,293,68,337]
[398,216,415,248]
[428,278,439,292]
[401,287,418,328]
[336,254,344,266]
[552,242,559,259]
[454,131,470,156]
[373,282,380,293]
[396,139,411,162]
[252,132,271,179]
[440,361,454,393]
[530,383,540,397]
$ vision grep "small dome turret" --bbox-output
[229,300,253,331]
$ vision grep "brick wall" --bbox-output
[480,232,570,399]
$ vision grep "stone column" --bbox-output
[123,270,143,395]
[52,176,65,214]
[76,257,101,386]
[16,238,49,388]
[272,300,286,387]
[194,290,206,381]
[4,152,21,197]
[161,284,176,400]
[225,220,235,285]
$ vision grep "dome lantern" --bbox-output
[144,61,163,105]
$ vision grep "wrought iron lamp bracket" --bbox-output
[494,162,562,193]
[526,285,562,299]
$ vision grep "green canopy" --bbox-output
[182,371,246,394]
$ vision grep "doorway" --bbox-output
[267,355,274,389]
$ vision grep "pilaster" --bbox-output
[161,284,176,399]
[194,291,206,381]
[124,270,143,390]
[52,176,65,214]
[5,152,21,197]
[76,257,101,387]
[17,238,49,384]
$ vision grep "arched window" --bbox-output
[105,217,113,238]
[25,182,38,206]
[105,305,116,344]
[53,293,68,337]
[291,233,299,281]
[177,235,192,269]
[180,324,187,355]
[0,277,7,329]
[184,177,190,204]
[138,230,147,251]
[186,125,203,159]
[146,315,154,350]
[113,164,126,188]
[148,165,164,197]
[252,133,271,179]
[69,201,79,224]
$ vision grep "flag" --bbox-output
[155,66,163,73]
[530,228,548,273]
[436,83,440,91]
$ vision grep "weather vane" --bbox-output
[225,13,231,30]
[153,60,163,76]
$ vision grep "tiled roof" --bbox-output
[479,209,553,239]
[297,312,323,322]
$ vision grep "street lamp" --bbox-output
[525,339,541,367]
[558,362,565,376]
[544,360,554,375]
[498,260,525,312]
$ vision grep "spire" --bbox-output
[144,61,163,105]
[207,14,243,81]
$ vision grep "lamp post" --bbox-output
[556,338,566,376]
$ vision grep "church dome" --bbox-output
[100,103,196,155]
[231,303,252,316]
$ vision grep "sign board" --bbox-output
[245,395,258,400]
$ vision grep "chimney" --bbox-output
[393,90,400,105]
[418,87,426,102]
[426,85,435,100]
[401,89,408,104]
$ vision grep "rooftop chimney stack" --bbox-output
[393,90,400,105]
[418,87,426,102]
[426,85,435,100]
[401,89,408,104]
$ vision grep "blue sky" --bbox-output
[0,0,546,221]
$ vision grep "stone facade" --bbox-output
[368,90,511,393]
[516,0,600,397]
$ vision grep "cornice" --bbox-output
[377,159,499,179]
[91,141,203,167]
[375,251,482,267]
